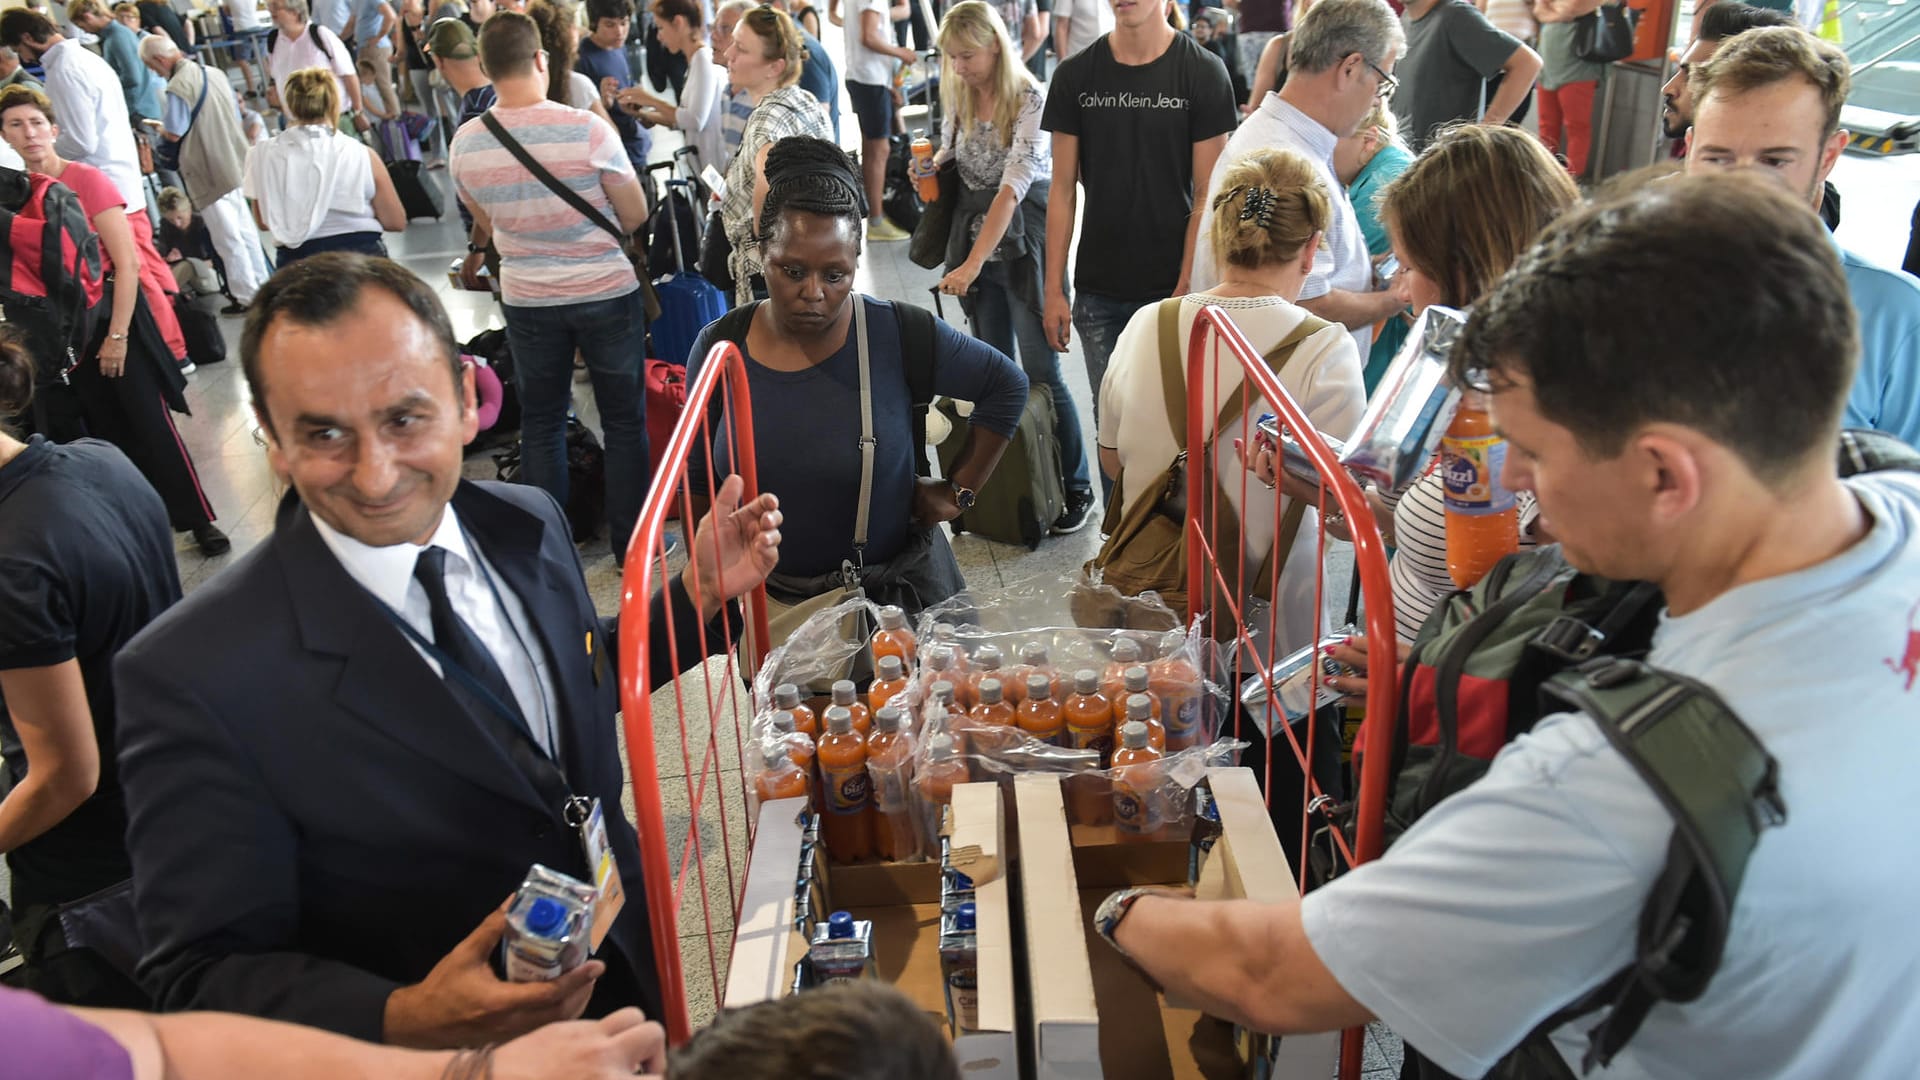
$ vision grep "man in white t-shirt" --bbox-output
[265,0,367,127]
[1097,172,1920,1078]
[835,0,916,242]
[1190,0,1404,358]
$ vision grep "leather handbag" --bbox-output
[1573,0,1638,64]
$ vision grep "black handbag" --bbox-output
[1572,1,1638,64]
[909,162,957,270]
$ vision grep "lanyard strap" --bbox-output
[375,587,578,816]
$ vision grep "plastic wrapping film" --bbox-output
[1338,305,1469,493]
[741,580,1247,861]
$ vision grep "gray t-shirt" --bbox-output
[1537,20,1608,90]
[1391,0,1523,151]
[1303,473,1920,1078]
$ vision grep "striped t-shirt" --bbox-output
[449,101,639,308]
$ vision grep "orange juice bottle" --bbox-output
[817,706,873,863]
[968,677,1018,778]
[830,679,871,735]
[753,738,810,804]
[872,604,918,667]
[1064,669,1115,827]
[1101,637,1145,705]
[1116,669,1166,752]
[1111,718,1164,842]
[773,683,817,739]
[1443,393,1520,589]
[915,732,968,852]
[771,710,819,813]
[968,645,1012,707]
[1016,674,1065,746]
[925,643,961,700]
[1150,638,1203,752]
[869,654,910,715]
[866,706,919,861]
[1018,641,1071,703]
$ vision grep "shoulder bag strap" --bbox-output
[1238,311,1335,590]
[481,110,626,244]
[851,294,875,564]
[188,60,210,124]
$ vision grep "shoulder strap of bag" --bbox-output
[481,110,627,245]
[893,299,938,477]
[851,294,875,563]
[1514,657,1785,1075]
[188,59,210,123]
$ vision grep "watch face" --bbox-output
[955,487,976,510]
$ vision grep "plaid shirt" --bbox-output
[720,86,832,302]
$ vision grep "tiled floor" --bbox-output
[74,66,1920,1077]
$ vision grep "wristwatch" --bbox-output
[1093,886,1190,991]
[950,480,977,511]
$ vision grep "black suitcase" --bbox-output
[390,160,444,221]
[173,295,228,366]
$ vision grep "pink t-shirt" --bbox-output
[449,101,640,308]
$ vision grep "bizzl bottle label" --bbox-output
[1442,434,1516,515]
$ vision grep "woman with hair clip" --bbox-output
[922,0,1095,536]
[0,85,227,556]
[1098,146,1366,658]
[0,330,181,1005]
[716,4,830,303]
[684,137,1029,620]
[525,0,615,124]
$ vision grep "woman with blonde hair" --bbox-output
[1097,146,1366,654]
[920,0,1093,533]
[242,66,408,262]
[717,4,830,302]
[1371,123,1580,642]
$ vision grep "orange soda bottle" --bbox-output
[1017,641,1070,702]
[817,706,873,862]
[1150,637,1203,752]
[915,732,968,851]
[1111,718,1164,842]
[1064,669,1115,826]
[872,604,917,667]
[830,680,871,735]
[1442,392,1519,589]
[1116,669,1166,752]
[769,710,816,777]
[1016,674,1065,746]
[753,738,810,805]
[773,683,816,739]
[911,135,939,203]
[969,645,1015,707]
[869,654,910,715]
[866,706,919,861]
[968,677,1018,777]
[1101,637,1145,705]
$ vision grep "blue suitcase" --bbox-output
[650,177,728,367]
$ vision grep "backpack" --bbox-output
[0,169,106,389]
[265,25,337,65]
[1325,427,1920,1077]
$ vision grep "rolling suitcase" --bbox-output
[650,178,728,367]
[379,119,443,221]
[929,288,1065,550]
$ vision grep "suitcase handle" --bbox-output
[663,178,699,275]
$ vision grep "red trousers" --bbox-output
[127,210,189,363]
[1537,79,1598,178]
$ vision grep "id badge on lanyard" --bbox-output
[569,796,626,952]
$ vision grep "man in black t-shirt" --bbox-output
[1041,0,1235,495]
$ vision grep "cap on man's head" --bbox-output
[425,16,478,59]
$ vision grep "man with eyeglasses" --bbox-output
[1394,0,1540,152]
[1189,0,1404,359]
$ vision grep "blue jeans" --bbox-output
[502,290,650,560]
[1073,291,1156,501]
[969,262,1092,500]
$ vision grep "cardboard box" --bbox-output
[726,784,1018,1079]
[1016,768,1339,1080]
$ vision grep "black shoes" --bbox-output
[192,523,231,556]
[1051,492,1096,535]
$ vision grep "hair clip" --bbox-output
[1239,187,1277,229]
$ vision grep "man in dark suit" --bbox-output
[113,254,781,1048]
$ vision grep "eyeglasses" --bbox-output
[1364,57,1398,100]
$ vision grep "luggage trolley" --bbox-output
[617,339,770,1045]
[1183,305,1398,1080]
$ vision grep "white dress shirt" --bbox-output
[312,505,561,759]
[1189,92,1378,357]
[42,39,145,212]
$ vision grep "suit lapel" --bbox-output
[274,494,550,814]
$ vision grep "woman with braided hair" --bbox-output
[684,136,1029,620]
[1096,146,1365,659]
